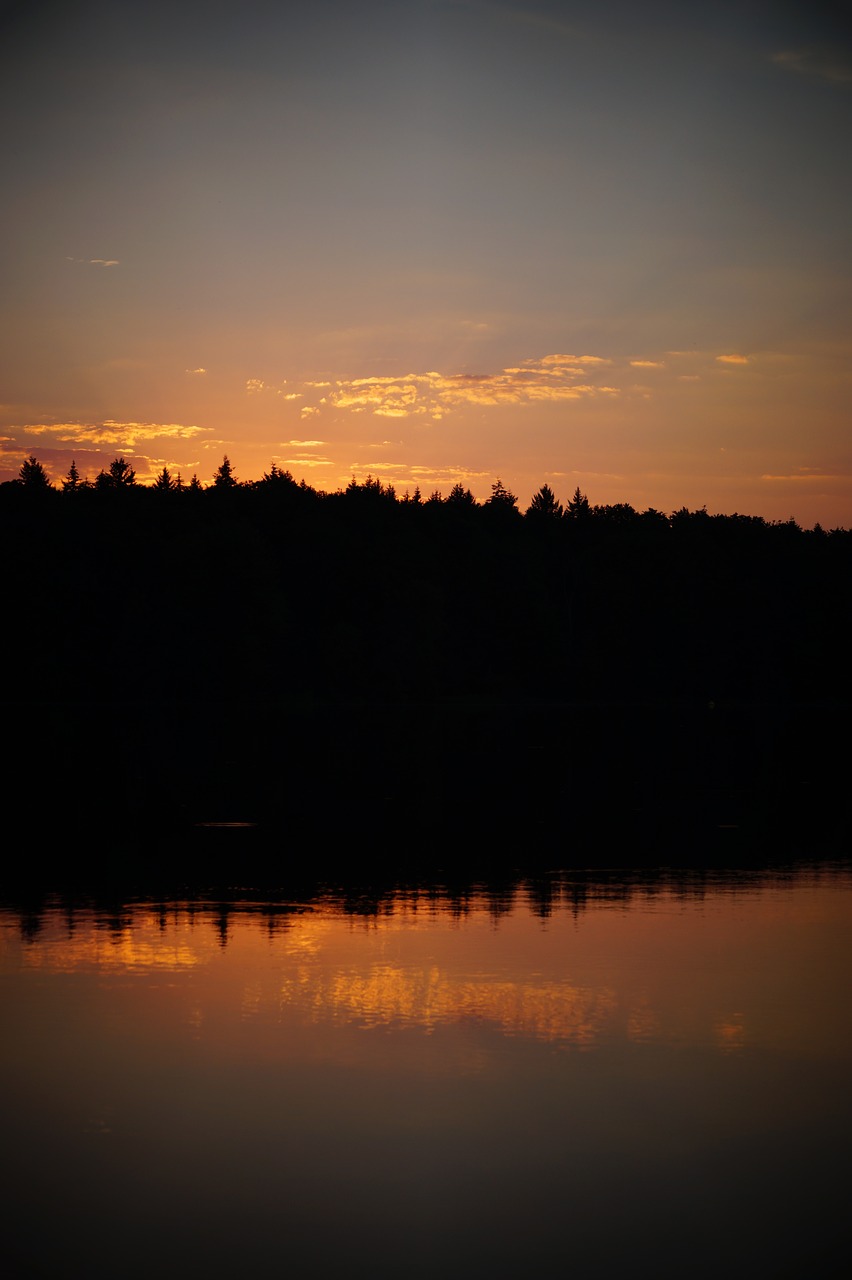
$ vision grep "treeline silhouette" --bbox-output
[10,866,828,941]
[3,454,850,879]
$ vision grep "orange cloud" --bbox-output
[246,378,294,396]
[333,379,426,417]
[282,456,332,468]
[761,472,839,482]
[326,353,618,418]
[540,353,610,366]
[23,420,208,445]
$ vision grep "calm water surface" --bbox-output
[2,868,851,1278]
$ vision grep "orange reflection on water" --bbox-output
[18,928,202,974]
[304,963,618,1046]
[3,871,852,1280]
[4,871,852,1061]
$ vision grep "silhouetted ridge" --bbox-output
[2,460,849,877]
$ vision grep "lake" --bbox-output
[2,866,850,1278]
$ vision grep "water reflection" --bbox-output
[2,867,851,1278]
[6,867,852,1057]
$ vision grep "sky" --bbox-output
[1,0,851,524]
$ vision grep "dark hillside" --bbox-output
[2,477,850,882]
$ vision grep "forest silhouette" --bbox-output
[3,454,850,882]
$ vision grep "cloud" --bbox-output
[347,462,405,473]
[333,378,425,417]
[66,257,119,266]
[287,439,325,447]
[282,456,332,468]
[716,353,749,365]
[345,374,434,388]
[630,360,664,369]
[540,354,610,367]
[326,353,618,419]
[246,378,285,393]
[408,464,490,486]
[772,48,852,86]
[246,378,300,399]
[185,368,207,375]
[434,373,600,407]
[300,406,320,419]
[22,420,209,446]
[761,471,839,482]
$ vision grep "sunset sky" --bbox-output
[2,0,850,524]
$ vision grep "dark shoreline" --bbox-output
[5,480,850,892]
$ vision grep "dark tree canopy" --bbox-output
[446,483,477,507]
[95,456,137,489]
[526,484,564,520]
[486,479,519,509]
[62,460,83,491]
[566,485,591,519]
[212,455,238,488]
[260,463,296,487]
[19,456,51,489]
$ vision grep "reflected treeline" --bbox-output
[6,863,849,941]
[2,462,851,875]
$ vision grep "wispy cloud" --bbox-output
[408,464,491,486]
[326,354,618,419]
[23,420,209,446]
[716,353,750,365]
[246,378,297,397]
[772,47,852,86]
[630,360,665,369]
[761,468,841,482]
[286,439,325,447]
[539,354,609,367]
[281,455,332,468]
[346,462,405,473]
[185,367,207,375]
[66,257,120,266]
[333,377,429,418]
